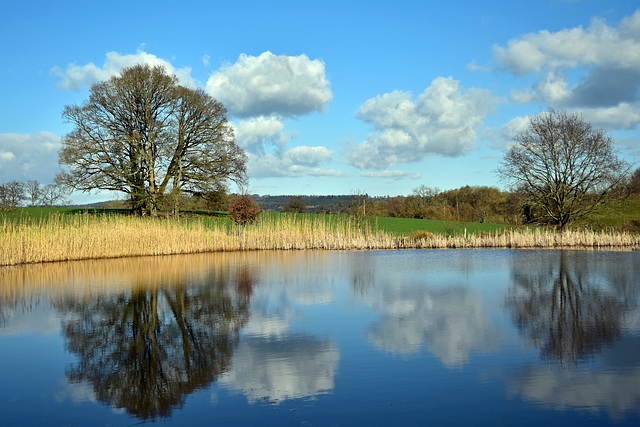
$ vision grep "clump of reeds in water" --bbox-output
[1,213,639,266]
[408,228,640,249]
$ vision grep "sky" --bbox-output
[1,0,640,204]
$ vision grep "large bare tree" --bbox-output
[57,64,247,215]
[497,110,630,229]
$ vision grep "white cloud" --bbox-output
[487,115,531,150]
[206,51,332,117]
[580,102,640,130]
[51,48,196,90]
[242,313,290,338]
[219,336,339,403]
[0,298,61,336]
[361,170,421,180]
[346,77,502,169]
[232,115,288,155]
[494,10,640,129]
[364,285,501,368]
[233,114,344,178]
[0,132,61,183]
[246,151,346,179]
[0,151,16,162]
[494,38,547,75]
[508,364,640,419]
[286,146,333,167]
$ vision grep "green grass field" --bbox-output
[2,207,509,237]
[4,194,639,236]
[576,194,640,231]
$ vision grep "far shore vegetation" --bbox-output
[2,99,640,268]
[2,193,640,267]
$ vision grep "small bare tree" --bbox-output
[497,110,631,229]
[40,183,71,207]
[0,181,25,211]
[24,180,42,206]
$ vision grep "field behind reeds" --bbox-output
[1,211,639,266]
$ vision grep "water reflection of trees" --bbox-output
[57,278,249,419]
[507,251,638,364]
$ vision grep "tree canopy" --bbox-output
[497,110,630,229]
[281,196,308,213]
[57,64,247,216]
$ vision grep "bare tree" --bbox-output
[497,110,631,229]
[0,181,25,210]
[24,180,42,206]
[412,185,440,204]
[57,64,247,216]
[40,183,71,207]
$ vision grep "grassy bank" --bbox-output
[1,210,639,266]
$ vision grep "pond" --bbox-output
[0,249,639,426]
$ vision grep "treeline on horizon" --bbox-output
[3,168,640,231]
[152,177,640,229]
[256,170,640,230]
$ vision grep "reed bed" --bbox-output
[408,228,640,249]
[1,213,639,266]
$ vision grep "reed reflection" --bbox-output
[507,251,638,364]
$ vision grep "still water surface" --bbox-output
[0,249,639,426]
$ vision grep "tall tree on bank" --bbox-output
[497,110,630,229]
[57,65,247,216]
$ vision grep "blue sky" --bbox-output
[1,0,639,204]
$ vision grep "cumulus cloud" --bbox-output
[232,115,288,156]
[581,102,640,130]
[233,114,345,178]
[494,9,640,129]
[219,336,339,403]
[51,48,196,90]
[365,286,501,368]
[487,115,531,150]
[213,52,338,180]
[246,151,347,179]
[346,77,502,169]
[508,363,640,419]
[0,132,61,183]
[361,170,421,180]
[206,51,332,117]
[0,297,61,336]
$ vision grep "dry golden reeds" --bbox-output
[1,213,639,266]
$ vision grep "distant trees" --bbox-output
[0,181,25,210]
[281,196,308,213]
[0,180,69,211]
[24,180,41,207]
[498,110,630,229]
[628,166,640,194]
[57,64,247,216]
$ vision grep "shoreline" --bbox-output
[2,214,639,266]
